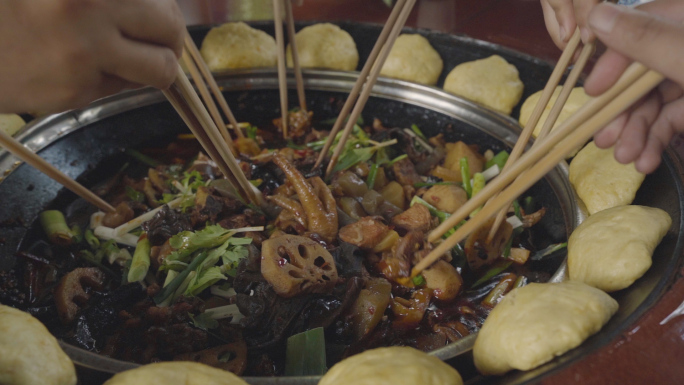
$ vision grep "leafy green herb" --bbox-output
[185,266,226,296]
[125,186,145,203]
[410,124,427,141]
[167,225,238,263]
[158,193,177,205]
[472,260,513,288]
[285,327,327,376]
[246,125,258,140]
[189,312,219,330]
[366,163,379,189]
[181,171,205,192]
[485,150,509,170]
[333,147,375,173]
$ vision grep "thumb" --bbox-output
[588,3,684,87]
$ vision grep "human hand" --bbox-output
[0,0,185,114]
[540,0,600,48]
[586,0,684,174]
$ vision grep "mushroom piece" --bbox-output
[174,340,248,375]
[261,235,339,298]
[272,154,338,243]
[464,218,513,270]
[338,217,390,250]
[54,267,106,325]
[102,202,135,228]
[421,260,463,301]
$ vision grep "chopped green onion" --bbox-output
[503,227,525,258]
[410,196,450,222]
[513,275,528,289]
[460,157,472,198]
[40,210,73,246]
[189,312,219,330]
[366,163,379,189]
[470,173,486,216]
[249,179,263,187]
[410,124,427,141]
[485,150,509,170]
[285,327,327,376]
[531,242,568,261]
[128,234,151,283]
[154,251,211,305]
[84,229,100,249]
[70,225,83,244]
[472,260,513,288]
[125,148,160,168]
[512,200,523,220]
[412,274,426,286]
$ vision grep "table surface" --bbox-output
[173,1,684,384]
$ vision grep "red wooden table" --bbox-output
[176,1,684,384]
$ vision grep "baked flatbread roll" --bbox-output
[0,305,76,385]
[319,346,463,385]
[380,34,443,86]
[443,55,524,115]
[286,23,358,71]
[473,281,618,376]
[200,22,277,70]
[103,362,248,385]
[568,205,671,292]
[0,114,25,137]
[519,86,591,138]
[569,141,645,215]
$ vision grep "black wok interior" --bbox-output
[0,22,682,385]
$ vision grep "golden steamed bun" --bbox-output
[519,86,592,138]
[200,22,277,70]
[0,305,76,385]
[568,205,671,292]
[286,23,358,71]
[569,141,645,215]
[473,281,618,376]
[443,55,523,115]
[103,362,248,385]
[380,34,443,85]
[0,114,25,137]
[319,346,463,385]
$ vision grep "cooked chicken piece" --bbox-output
[391,204,432,232]
[391,158,423,186]
[338,217,390,249]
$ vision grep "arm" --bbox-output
[0,0,184,114]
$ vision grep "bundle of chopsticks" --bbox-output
[0,2,664,265]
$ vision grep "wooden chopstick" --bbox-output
[284,0,307,112]
[183,33,244,139]
[487,36,595,242]
[428,61,649,244]
[483,29,582,242]
[164,64,263,206]
[181,50,237,154]
[323,0,417,178]
[414,68,663,276]
[0,130,115,213]
[273,0,289,138]
[312,0,409,171]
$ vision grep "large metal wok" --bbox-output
[0,24,682,385]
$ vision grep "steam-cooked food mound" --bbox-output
[286,23,359,71]
[443,55,524,115]
[519,86,592,138]
[103,362,248,385]
[0,305,76,385]
[319,346,463,385]
[200,22,277,70]
[380,34,443,85]
[569,141,645,215]
[473,281,618,375]
[0,113,24,136]
[568,205,671,292]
